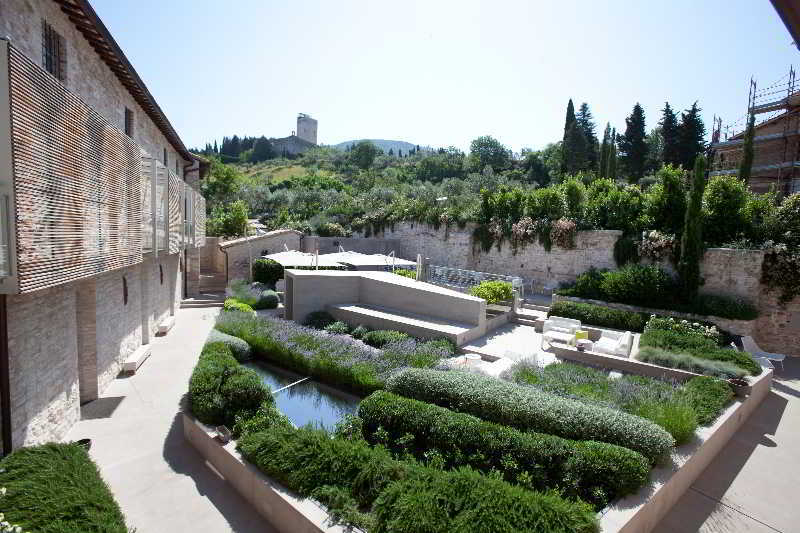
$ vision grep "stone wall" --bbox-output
[354,223,620,292]
[349,222,800,356]
[302,236,402,255]
[201,237,225,273]
[6,283,79,448]
[0,0,192,172]
[220,230,303,281]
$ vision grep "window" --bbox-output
[163,148,168,166]
[124,108,134,137]
[175,160,179,175]
[159,264,164,285]
[122,276,128,305]
[41,20,66,82]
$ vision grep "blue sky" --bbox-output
[92,0,798,153]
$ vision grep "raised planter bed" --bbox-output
[552,294,757,337]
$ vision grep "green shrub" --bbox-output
[549,301,649,332]
[254,289,280,310]
[359,391,649,508]
[568,267,605,300]
[683,376,734,425]
[636,347,747,379]
[305,310,336,329]
[600,265,675,307]
[613,235,640,266]
[468,280,513,304]
[351,325,370,339]
[223,298,254,313]
[252,258,284,286]
[0,443,129,533]
[776,193,800,248]
[188,342,272,426]
[362,329,409,348]
[238,426,598,533]
[644,315,721,344]
[207,328,252,362]
[703,175,748,246]
[386,368,674,463]
[630,400,697,446]
[692,294,758,321]
[639,329,760,375]
[393,268,417,280]
[324,321,351,335]
[226,279,259,306]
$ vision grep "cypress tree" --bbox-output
[576,103,599,170]
[607,129,618,180]
[564,121,589,174]
[738,113,755,182]
[561,99,577,172]
[660,102,680,166]
[677,102,706,169]
[599,123,611,178]
[619,103,648,182]
[678,154,707,302]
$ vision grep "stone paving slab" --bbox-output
[66,307,274,533]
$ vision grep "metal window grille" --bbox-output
[41,20,66,82]
[428,265,525,298]
[124,107,134,137]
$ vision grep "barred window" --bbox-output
[163,148,168,166]
[41,20,66,82]
[124,107,134,137]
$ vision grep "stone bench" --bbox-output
[157,316,175,335]
[122,344,152,373]
[327,303,480,345]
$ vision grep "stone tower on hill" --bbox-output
[297,113,318,145]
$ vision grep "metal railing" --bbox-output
[427,265,525,298]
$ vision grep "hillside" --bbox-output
[333,139,423,154]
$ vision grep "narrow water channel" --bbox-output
[244,361,360,431]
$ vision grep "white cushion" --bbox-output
[548,326,572,335]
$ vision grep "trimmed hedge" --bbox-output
[359,391,649,508]
[254,290,280,310]
[362,329,409,348]
[386,368,674,463]
[639,329,760,375]
[305,310,336,329]
[0,443,128,533]
[253,258,284,286]
[188,342,271,426]
[207,328,252,362]
[238,426,598,533]
[549,301,649,332]
[468,280,514,304]
[684,376,735,425]
[637,347,747,379]
[223,298,254,313]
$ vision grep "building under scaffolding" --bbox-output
[711,67,800,195]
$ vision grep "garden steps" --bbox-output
[180,292,226,309]
[328,303,479,345]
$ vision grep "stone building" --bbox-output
[0,0,207,455]
[270,113,318,157]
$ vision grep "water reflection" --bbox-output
[244,361,360,431]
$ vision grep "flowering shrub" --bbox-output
[511,216,537,247]
[550,218,577,249]
[644,315,721,344]
[0,487,28,533]
[639,230,676,262]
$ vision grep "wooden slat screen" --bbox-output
[8,45,142,292]
[168,171,182,253]
[141,154,153,252]
[156,164,167,251]
[194,193,206,247]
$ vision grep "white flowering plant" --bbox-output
[0,486,28,533]
[644,315,721,344]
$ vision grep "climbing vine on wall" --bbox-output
[761,244,800,304]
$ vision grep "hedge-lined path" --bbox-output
[655,357,800,533]
[65,307,274,533]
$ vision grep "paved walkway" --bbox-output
[655,357,800,533]
[66,307,274,533]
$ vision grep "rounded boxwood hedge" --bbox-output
[548,301,649,332]
[223,298,254,313]
[359,391,649,508]
[252,258,284,286]
[207,328,252,362]
[386,368,675,463]
[254,289,280,310]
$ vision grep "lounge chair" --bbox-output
[542,316,582,346]
[742,336,785,371]
[593,330,633,358]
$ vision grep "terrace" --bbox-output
[171,267,786,532]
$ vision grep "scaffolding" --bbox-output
[711,66,800,194]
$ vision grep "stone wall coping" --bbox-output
[219,230,305,249]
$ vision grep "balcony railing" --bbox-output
[0,38,205,294]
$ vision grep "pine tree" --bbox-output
[250,136,274,162]
[388,148,394,156]
[576,103,599,170]
[561,99,577,172]
[677,102,706,169]
[599,123,611,178]
[678,154,707,301]
[738,113,755,182]
[660,102,680,166]
[230,135,241,158]
[607,129,618,180]
[398,149,403,157]
[619,103,648,182]
[213,140,218,154]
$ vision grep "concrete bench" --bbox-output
[157,316,175,335]
[327,303,480,345]
[122,344,152,373]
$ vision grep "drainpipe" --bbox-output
[0,294,11,456]
[221,246,229,286]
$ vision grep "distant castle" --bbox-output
[272,113,318,157]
